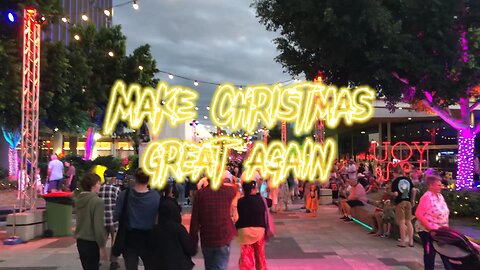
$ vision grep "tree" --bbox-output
[253,0,480,189]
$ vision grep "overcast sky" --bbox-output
[113,0,296,125]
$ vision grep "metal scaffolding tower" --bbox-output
[19,8,41,211]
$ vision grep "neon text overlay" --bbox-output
[244,137,336,187]
[103,80,198,136]
[210,82,375,136]
[141,137,243,190]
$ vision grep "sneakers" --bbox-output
[343,217,353,222]
[340,216,348,220]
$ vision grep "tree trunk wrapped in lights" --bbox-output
[2,129,21,179]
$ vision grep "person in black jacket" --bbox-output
[236,181,270,270]
[149,199,195,270]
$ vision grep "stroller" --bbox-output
[430,227,480,270]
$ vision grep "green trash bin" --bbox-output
[43,192,73,237]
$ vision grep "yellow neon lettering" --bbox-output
[210,82,374,136]
[102,80,198,136]
[141,137,242,190]
[243,138,336,188]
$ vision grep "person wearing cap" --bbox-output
[340,178,368,222]
[99,169,121,270]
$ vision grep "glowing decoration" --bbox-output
[2,129,21,178]
[371,141,430,181]
[83,128,95,160]
[456,132,475,190]
[93,165,107,184]
[103,80,198,137]
[244,138,335,187]
[210,82,375,136]
[7,12,15,23]
[141,137,243,190]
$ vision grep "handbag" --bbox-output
[262,196,275,241]
[112,188,130,257]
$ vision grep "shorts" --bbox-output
[395,201,412,222]
[382,206,395,223]
[49,179,62,191]
[346,200,364,207]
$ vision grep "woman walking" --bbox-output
[236,181,269,270]
[74,173,106,270]
[415,174,453,270]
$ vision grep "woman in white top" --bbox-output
[415,174,453,270]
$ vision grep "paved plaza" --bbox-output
[0,200,451,270]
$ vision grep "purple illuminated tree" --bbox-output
[2,128,21,178]
[254,0,480,189]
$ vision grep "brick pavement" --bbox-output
[0,199,452,270]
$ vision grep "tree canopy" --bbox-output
[0,1,159,135]
[253,0,480,112]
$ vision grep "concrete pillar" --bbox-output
[52,132,63,155]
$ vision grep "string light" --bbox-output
[81,14,88,21]
[108,51,114,57]
[157,70,295,89]
[61,17,68,23]
[138,65,144,70]
[74,34,80,41]
[456,133,475,190]
[104,10,111,16]
[193,80,199,86]
[133,0,139,10]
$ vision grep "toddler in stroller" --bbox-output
[430,227,480,270]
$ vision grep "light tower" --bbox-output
[19,7,41,211]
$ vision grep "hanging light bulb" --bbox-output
[138,65,144,70]
[61,17,68,23]
[104,10,111,16]
[133,0,139,10]
[168,74,174,80]
[206,106,210,111]
[82,14,88,21]
[74,34,80,41]
[204,116,208,119]
[108,51,114,57]
[194,80,199,86]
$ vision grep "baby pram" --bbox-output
[430,227,480,270]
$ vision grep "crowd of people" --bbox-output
[71,154,480,270]
[74,163,276,270]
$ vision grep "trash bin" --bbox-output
[319,189,333,205]
[43,192,73,237]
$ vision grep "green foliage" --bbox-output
[253,0,480,106]
[127,155,139,174]
[93,155,121,172]
[416,185,480,221]
[0,179,17,191]
[0,41,21,131]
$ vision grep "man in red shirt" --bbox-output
[189,179,237,270]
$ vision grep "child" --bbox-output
[35,168,44,195]
[306,185,319,217]
[149,199,195,270]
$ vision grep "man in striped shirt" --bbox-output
[99,169,121,270]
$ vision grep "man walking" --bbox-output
[115,168,160,270]
[64,160,76,191]
[47,154,64,192]
[390,166,416,247]
[99,169,121,270]
[190,178,237,270]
